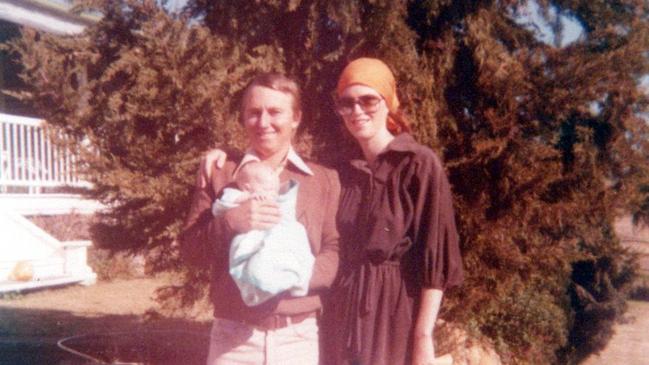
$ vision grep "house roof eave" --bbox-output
[0,0,99,35]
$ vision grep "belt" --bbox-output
[243,311,317,331]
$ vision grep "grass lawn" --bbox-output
[0,277,212,365]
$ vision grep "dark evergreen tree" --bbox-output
[7,0,649,363]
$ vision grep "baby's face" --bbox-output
[237,163,280,197]
[245,175,279,196]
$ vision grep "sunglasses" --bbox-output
[335,95,383,116]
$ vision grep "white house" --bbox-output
[0,0,100,293]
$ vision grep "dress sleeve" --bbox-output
[308,167,341,290]
[178,158,235,270]
[412,152,464,290]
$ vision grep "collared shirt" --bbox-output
[234,146,314,178]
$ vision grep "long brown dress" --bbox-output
[324,133,464,365]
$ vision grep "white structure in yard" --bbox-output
[0,113,100,292]
[0,0,100,293]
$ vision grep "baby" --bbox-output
[212,161,314,306]
[223,161,281,203]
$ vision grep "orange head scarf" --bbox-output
[336,57,409,134]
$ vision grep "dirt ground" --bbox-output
[2,277,649,365]
[0,277,213,365]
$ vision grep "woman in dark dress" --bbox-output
[324,57,463,365]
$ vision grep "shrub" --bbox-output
[87,247,145,281]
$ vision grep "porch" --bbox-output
[1,112,99,293]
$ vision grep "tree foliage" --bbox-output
[7,0,649,363]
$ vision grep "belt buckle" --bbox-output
[257,314,286,331]
[269,315,280,330]
[254,313,306,331]
[274,314,289,330]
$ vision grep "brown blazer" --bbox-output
[179,154,341,321]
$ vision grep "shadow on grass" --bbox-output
[0,306,210,365]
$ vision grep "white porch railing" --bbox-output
[0,113,99,290]
[0,112,87,193]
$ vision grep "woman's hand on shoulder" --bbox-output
[202,148,228,180]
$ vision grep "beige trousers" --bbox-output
[206,317,319,365]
